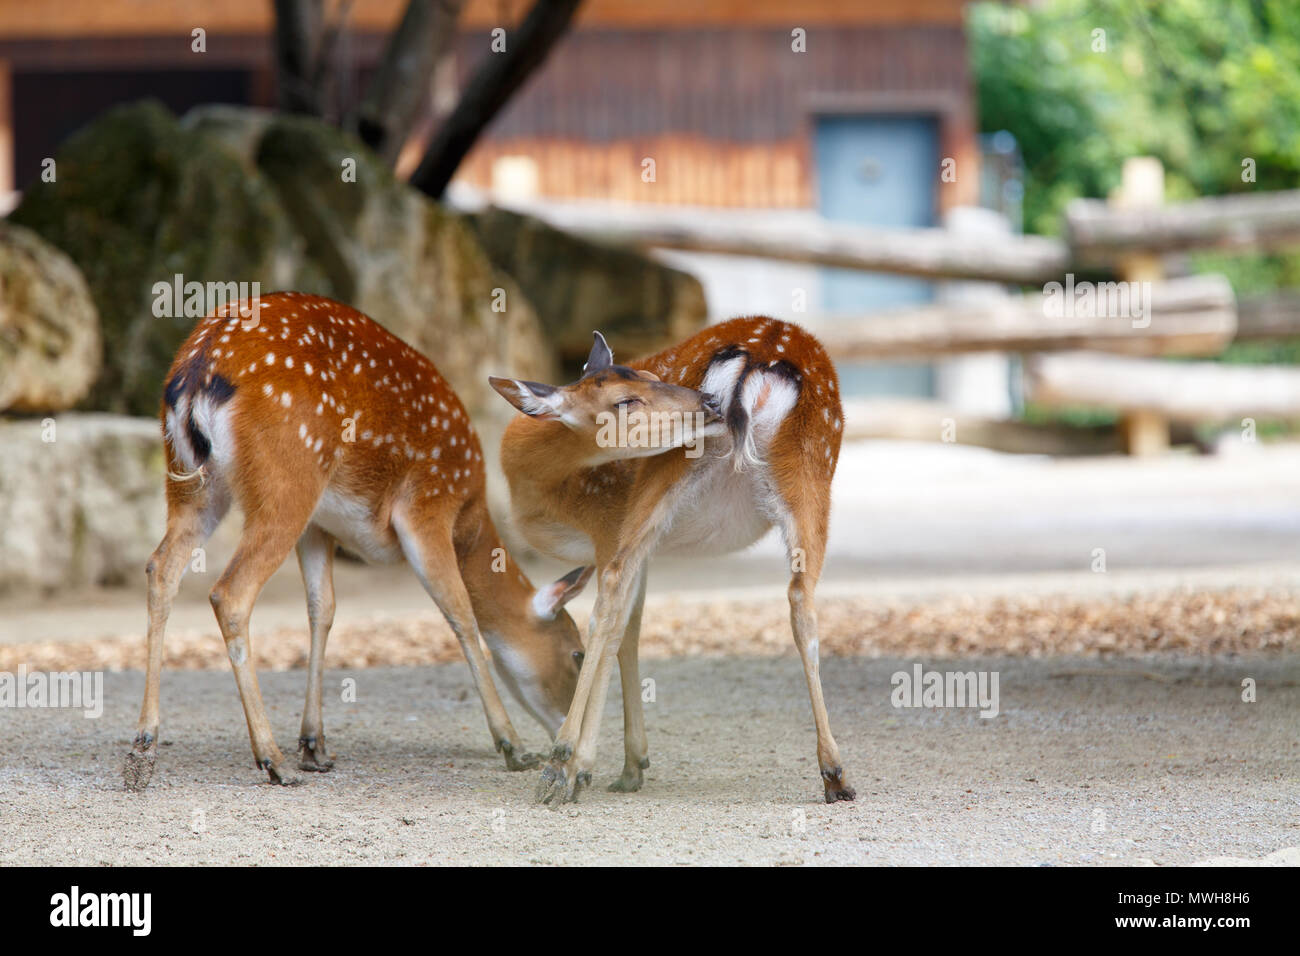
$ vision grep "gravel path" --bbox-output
[2,656,1296,866]
[4,586,1298,672]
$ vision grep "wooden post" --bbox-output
[1113,157,1169,456]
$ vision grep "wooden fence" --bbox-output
[555,158,1300,453]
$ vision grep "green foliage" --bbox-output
[970,0,1300,240]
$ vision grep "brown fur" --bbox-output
[125,292,586,789]
[494,317,854,803]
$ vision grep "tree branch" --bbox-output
[408,0,583,200]
[273,0,327,116]
[356,0,467,164]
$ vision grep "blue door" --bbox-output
[814,115,939,397]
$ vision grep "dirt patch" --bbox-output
[2,656,1297,866]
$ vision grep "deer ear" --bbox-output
[488,376,562,420]
[583,331,613,375]
[531,566,594,620]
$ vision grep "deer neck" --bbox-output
[500,419,595,510]
[456,501,534,637]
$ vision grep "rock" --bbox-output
[0,222,102,413]
[10,101,299,415]
[0,414,164,594]
[249,112,553,419]
[11,101,555,420]
[467,206,708,367]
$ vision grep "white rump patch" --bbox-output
[701,353,798,470]
[165,392,235,479]
[700,355,747,413]
[164,393,196,472]
[739,368,798,441]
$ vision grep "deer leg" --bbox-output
[295,525,336,771]
[608,566,649,792]
[777,488,854,803]
[538,457,690,805]
[536,557,637,803]
[210,498,318,786]
[393,512,538,771]
[124,480,226,791]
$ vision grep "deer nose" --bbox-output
[702,396,723,422]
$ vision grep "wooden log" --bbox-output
[1067,189,1300,262]
[811,275,1236,361]
[1026,353,1300,422]
[558,186,1300,284]
[1236,291,1300,341]
[567,213,1071,285]
[840,399,1123,455]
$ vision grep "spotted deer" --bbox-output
[489,317,853,804]
[123,292,590,790]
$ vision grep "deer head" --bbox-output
[490,332,726,463]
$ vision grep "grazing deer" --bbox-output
[489,317,854,804]
[123,292,589,790]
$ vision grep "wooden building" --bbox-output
[0,0,995,403]
[0,0,981,212]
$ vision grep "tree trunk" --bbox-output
[273,0,326,116]
[409,0,583,200]
[356,0,468,164]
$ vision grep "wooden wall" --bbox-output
[451,24,977,208]
[0,3,978,207]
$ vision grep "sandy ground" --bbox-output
[1,655,1297,866]
[3,586,1298,671]
[2,441,1298,865]
[5,439,1300,647]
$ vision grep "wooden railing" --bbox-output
[552,158,1300,452]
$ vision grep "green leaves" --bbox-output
[971,0,1300,248]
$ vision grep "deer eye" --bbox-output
[572,651,585,666]
[614,397,642,409]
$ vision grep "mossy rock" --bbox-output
[468,206,708,367]
[11,101,298,414]
[10,101,554,419]
[0,221,101,412]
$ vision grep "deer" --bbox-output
[488,316,854,804]
[123,291,591,790]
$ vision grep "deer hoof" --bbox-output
[607,767,644,793]
[502,744,542,772]
[262,757,303,787]
[535,761,578,806]
[821,767,856,803]
[297,735,335,772]
[550,741,573,763]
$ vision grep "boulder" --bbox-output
[0,414,164,594]
[11,101,555,420]
[468,206,708,367]
[248,112,552,418]
[0,222,101,412]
